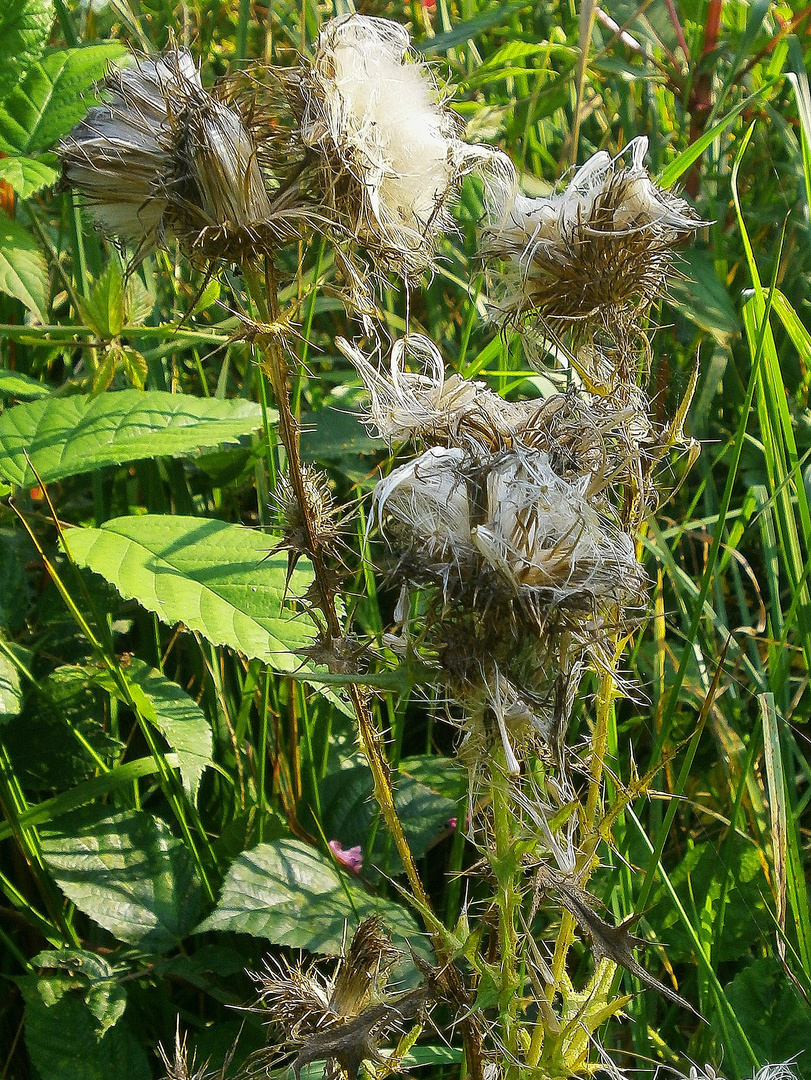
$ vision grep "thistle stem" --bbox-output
[241,258,484,1080]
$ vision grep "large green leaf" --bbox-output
[0,209,48,319]
[0,390,267,486]
[40,807,204,953]
[63,516,316,670]
[89,658,213,802]
[196,839,423,956]
[0,43,126,155]
[19,949,149,1080]
[0,367,50,398]
[0,153,58,197]
[0,0,53,105]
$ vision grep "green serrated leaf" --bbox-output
[20,964,150,1080]
[0,0,53,106]
[0,389,268,486]
[0,368,50,398]
[0,207,47,318]
[89,658,213,802]
[63,516,316,671]
[41,807,204,953]
[0,43,127,155]
[0,154,58,197]
[29,949,126,1036]
[120,345,148,389]
[79,262,125,339]
[196,839,423,956]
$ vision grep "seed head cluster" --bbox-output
[344,334,648,771]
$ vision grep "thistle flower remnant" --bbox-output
[374,444,644,614]
[293,14,508,277]
[60,50,294,262]
[253,918,429,1079]
[482,136,702,347]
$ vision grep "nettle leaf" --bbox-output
[19,948,150,1080]
[27,949,126,1035]
[78,261,125,339]
[0,208,48,319]
[197,839,423,956]
[0,154,58,197]
[40,807,204,953]
[64,516,317,671]
[0,389,267,486]
[89,658,213,802]
[0,0,53,105]
[0,368,50,398]
[0,43,127,155]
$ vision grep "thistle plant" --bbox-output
[2,4,804,1080]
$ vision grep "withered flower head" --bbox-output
[338,333,539,451]
[292,14,510,278]
[158,1027,228,1080]
[482,136,704,344]
[253,917,425,1080]
[374,444,644,612]
[60,49,297,262]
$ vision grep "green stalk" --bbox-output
[241,255,484,1080]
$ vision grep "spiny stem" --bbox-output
[242,258,484,1080]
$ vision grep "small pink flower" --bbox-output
[447,817,458,831]
[329,840,363,874]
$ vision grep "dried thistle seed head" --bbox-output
[373,446,476,582]
[158,1028,225,1080]
[481,136,704,342]
[294,14,509,278]
[471,448,644,606]
[373,445,645,612]
[60,49,297,262]
[252,919,415,1080]
[338,333,539,451]
[330,916,402,1016]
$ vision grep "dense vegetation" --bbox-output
[0,1,810,1078]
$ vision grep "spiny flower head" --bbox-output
[252,918,427,1080]
[290,14,510,279]
[60,49,298,262]
[482,136,703,346]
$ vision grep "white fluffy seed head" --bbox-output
[337,333,536,450]
[299,14,510,277]
[373,444,645,610]
[60,49,291,261]
[482,136,705,340]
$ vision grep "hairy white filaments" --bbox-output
[373,444,643,610]
[482,136,703,337]
[60,50,290,261]
[337,334,539,449]
[299,14,510,277]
